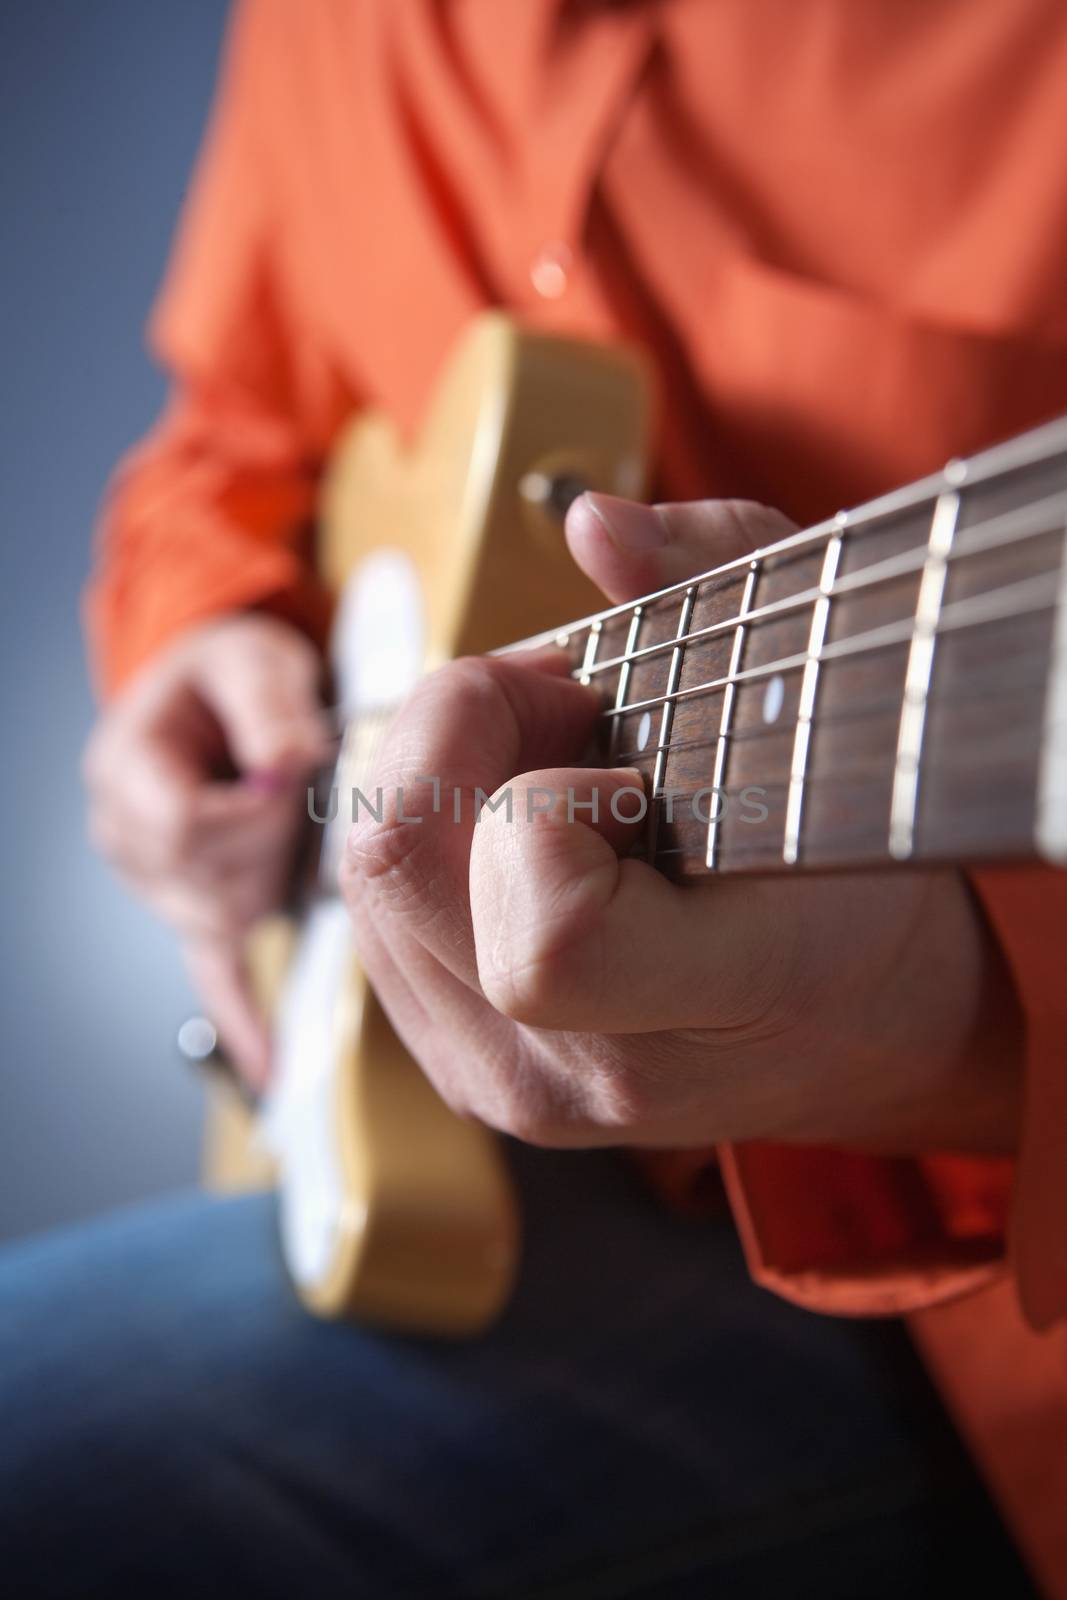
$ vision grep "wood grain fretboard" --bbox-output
[508,416,1067,877]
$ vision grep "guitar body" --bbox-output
[203,314,651,1334]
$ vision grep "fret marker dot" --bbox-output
[636,710,652,751]
[762,674,785,725]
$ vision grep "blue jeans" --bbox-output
[0,1145,1031,1598]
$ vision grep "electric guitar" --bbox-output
[201,313,1067,1336]
[200,314,653,1334]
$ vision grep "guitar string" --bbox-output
[312,448,1065,833]
[316,576,1055,832]
[312,483,1065,742]
[610,657,1052,767]
[567,489,1067,685]
[646,718,1067,856]
[596,569,1058,726]
[640,711,1065,803]
[502,418,1067,660]
[646,719,1067,860]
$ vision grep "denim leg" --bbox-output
[0,1144,1033,1599]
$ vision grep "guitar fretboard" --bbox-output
[506,415,1067,876]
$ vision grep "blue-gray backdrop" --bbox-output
[0,1,232,1242]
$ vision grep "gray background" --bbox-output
[0,1,232,1242]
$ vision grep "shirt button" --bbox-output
[530,240,573,299]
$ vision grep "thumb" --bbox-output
[565,494,796,605]
[193,622,334,778]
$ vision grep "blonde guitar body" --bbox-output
[203,315,651,1335]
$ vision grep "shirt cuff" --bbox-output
[718,1142,1011,1317]
[972,865,1067,1331]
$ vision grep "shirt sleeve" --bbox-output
[83,0,348,699]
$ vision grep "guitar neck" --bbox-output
[510,416,1067,877]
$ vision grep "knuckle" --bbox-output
[341,801,425,907]
[418,653,516,726]
[425,1035,589,1150]
[262,626,322,692]
[479,961,549,1027]
[721,498,796,544]
[588,1065,659,1133]
[438,653,504,697]
[400,661,481,742]
[418,1053,529,1140]
[214,615,321,690]
[480,935,591,1030]
[429,1034,564,1147]
[503,1111,570,1148]
[477,1089,568,1148]
[155,791,199,865]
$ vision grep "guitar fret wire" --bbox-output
[613,655,1053,768]
[324,666,1063,871]
[783,524,844,864]
[502,420,1067,663]
[652,718,1067,863]
[1036,516,1067,863]
[888,486,962,860]
[598,569,1057,727]
[707,560,759,868]
[330,580,1061,880]
[578,620,602,685]
[650,720,1059,810]
[574,487,1067,685]
[609,605,643,762]
[649,588,696,857]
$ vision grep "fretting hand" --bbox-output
[340,496,1022,1155]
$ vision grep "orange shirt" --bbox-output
[85,2,1067,1588]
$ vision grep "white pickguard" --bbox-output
[260,549,425,1290]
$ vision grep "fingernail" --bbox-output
[616,767,647,789]
[585,493,666,553]
[612,769,648,826]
